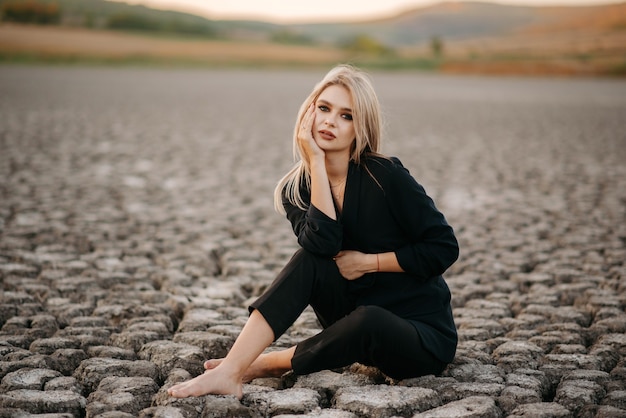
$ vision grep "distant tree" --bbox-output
[1,0,60,24]
[83,12,95,28]
[271,29,314,45]
[165,19,216,37]
[106,12,216,37]
[107,12,160,31]
[430,36,444,58]
[340,34,394,57]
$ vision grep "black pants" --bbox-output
[249,249,446,380]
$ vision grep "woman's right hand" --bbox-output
[298,103,325,165]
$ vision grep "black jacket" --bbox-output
[283,155,459,363]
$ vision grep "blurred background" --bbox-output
[0,0,625,75]
[1,3,626,416]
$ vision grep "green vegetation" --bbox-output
[349,56,441,71]
[106,12,216,37]
[1,0,59,24]
[1,0,623,76]
[430,36,444,58]
[270,29,315,45]
[0,0,219,37]
[607,57,626,75]
[340,34,395,57]
[107,12,159,31]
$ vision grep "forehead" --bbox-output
[318,84,352,109]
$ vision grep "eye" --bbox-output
[317,105,329,112]
[342,113,353,121]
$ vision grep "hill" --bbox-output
[291,2,543,46]
[0,0,218,35]
[0,0,625,76]
[3,0,625,47]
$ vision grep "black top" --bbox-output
[283,155,459,363]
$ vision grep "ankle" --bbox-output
[215,361,247,381]
[263,352,289,376]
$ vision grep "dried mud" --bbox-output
[1,66,625,417]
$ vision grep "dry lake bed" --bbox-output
[1,65,625,417]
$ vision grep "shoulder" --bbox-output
[361,154,427,200]
[361,154,412,181]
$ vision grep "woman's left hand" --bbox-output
[334,250,377,280]
[298,103,325,165]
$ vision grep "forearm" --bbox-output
[335,250,404,280]
[309,159,336,220]
[376,251,405,273]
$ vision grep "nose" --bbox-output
[324,116,335,127]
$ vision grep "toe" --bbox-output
[204,359,220,369]
[168,383,189,398]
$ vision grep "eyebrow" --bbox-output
[317,99,352,113]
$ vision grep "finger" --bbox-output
[308,104,315,125]
[300,106,314,138]
[305,104,315,128]
[301,104,312,126]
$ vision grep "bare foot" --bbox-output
[203,357,263,383]
[167,365,243,399]
[203,353,288,383]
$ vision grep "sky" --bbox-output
[115,0,617,23]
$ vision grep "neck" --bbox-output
[325,152,350,184]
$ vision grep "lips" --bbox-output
[318,130,336,140]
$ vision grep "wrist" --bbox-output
[309,158,326,173]
[371,253,379,273]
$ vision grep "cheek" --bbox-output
[343,124,356,140]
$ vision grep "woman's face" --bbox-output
[312,84,356,157]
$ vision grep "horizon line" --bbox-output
[110,0,625,25]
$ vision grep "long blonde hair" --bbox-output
[274,64,383,213]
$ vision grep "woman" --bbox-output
[168,65,459,399]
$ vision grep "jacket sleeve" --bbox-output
[283,193,343,257]
[385,159,459,279]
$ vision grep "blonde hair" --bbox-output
[274,64,383,213]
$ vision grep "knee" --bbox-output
[346,305,390,331]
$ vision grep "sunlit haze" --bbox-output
[113,0,618,23]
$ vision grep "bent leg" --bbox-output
[250,249,354,340]
[169,249,352,398]
[291,305,446,380]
